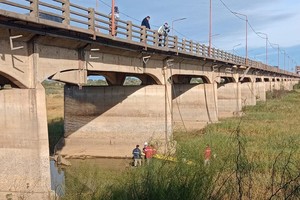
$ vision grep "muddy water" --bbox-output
[50,158,133,196]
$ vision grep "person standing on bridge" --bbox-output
[132,144,142,167]
[141,16,151,29]
[158,22,170,46]
[141,16,151,42]
[109,6,120,36]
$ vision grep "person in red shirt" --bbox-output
[143,142,156,165]
[204,144,212,166]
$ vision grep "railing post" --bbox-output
[201,44,205,56]
[196,43,200,55]
[30,0,39,18]
[153,31,159,46]
[88,8,95,31]
[127,21,132,41]
[88,8,95,39]
[165,35,169,47]
[141,26,146,43]
[62,0,70,25]
[182,38,186,52]
[174,36,178,52]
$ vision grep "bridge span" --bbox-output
[0,0,299,198]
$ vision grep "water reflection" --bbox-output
[50,160,65,197]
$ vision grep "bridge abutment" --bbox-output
[0,84,51,199]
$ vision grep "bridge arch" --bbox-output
[256,77,263,82]
[220,76,236,84]
[239,77,252,83]
[169,74,211,84]
[0,71,27,89]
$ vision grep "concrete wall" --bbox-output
[283,81,293,91]
[62,84,172,157]
[172,83,218,131]
[273,81,281,90]
[0,86,51,199]
[255,82,266,102]
[217,82,241,118]
[241,82,256,106]
[265,81,272,91]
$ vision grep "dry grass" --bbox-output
[46,94,64,121]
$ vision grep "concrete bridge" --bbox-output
[0,0,299,198]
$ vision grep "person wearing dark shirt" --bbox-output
[141,16,151,29]
[132,144,142,167]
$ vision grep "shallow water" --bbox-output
[50,160,65,197]
[50,157,133,197]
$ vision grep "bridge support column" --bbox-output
[217,82,242,118]
[172,83,218,131]
[255,81,266,102]
[0,84,51,199]
[272,79,280,90]
[264,79,272,92]
[61,83,172,157]
[283,80,293,91]
[241,80,256,106]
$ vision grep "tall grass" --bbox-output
[48,118,64,155]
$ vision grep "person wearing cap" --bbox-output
[158,22,170,46]
[132,144,142,167]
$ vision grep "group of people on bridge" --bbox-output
[109,6,171,46]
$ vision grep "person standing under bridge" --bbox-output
[143,142,156,165]
[204,144,212,166]
[132,144,142,167]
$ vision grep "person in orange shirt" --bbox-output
[143,142,156,165]
[204,144,212,166]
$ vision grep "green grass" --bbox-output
[48,117,64,155]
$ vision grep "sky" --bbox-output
[1,0,299,72]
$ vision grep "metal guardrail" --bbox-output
[0,0,298,77]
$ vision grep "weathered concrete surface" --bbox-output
[255,82,266,101]
[60,84,172,157]
[172,83,218,131]
[264,80,272,92]
[0,85,51,199]
[283,80,293,91]
[241,82,256,106]
[217,82,242,118]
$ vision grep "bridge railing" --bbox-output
[0,0,297,77]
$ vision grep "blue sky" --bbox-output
[86,0,300,72]
[2,0,299,72]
